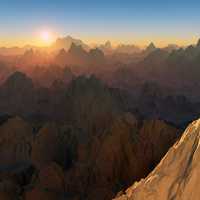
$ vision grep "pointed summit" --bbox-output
[58,48,67,56]
[4,71,33,90]
[68,42,87,56]
[89,48,105,61]
[105,41,112,49]
[146,42,156,52]
[99,41,112,54]
[23,48,34,57]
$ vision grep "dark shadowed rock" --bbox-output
[0,117,33,171]
[89,48,105,64]
[144,42,157,54]
[3,71,33,91]
[66,75,123,133]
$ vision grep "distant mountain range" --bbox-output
[0,38,200,200]
[0,35,183,56]
[55,42,105,66]
[51,35,90,51]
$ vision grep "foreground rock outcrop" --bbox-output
[114,118,200,200]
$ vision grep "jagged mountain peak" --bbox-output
[68,42,88,55]
[2,71,34,93]
[4,71,32,84]
[146,42,156,50]
[52,35,90,51]
[105,40,112,48]
[89,48,105,59]
[68,75,105,91]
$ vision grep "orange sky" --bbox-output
[0,35,199,48]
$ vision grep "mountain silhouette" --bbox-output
[52,35,90,51]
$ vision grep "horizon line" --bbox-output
[0,35,199,49]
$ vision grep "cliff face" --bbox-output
[114,119,200,200]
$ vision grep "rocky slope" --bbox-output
[114,118,200,200]
[62,114,180,200]
[0,114,180,200]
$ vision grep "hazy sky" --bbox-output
[0,0,200,47]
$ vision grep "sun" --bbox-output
[40,30,53,44]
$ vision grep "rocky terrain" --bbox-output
[0,37,200,199]
[0,114,180,200]
[114,118,200,200]
[0,67,198,200]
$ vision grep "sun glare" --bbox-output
[40,30,53,44]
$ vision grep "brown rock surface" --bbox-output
[0,113,180,200]
[25,163,65,200]
[114,119,200,200]
[25,187,59,200]
[0,117,33,169]
[64,113,179,200]
[37,162,65,192]
[0,179,20,200]
[31,124,62,169]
